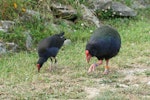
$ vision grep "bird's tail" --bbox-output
[58,32,66,39]
[59,32,65,36]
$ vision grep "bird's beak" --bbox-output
[85,50,91,63]
[37,64,40,72]
[86,55,91,63]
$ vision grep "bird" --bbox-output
[37,32,66,72]
[85,25,121,74]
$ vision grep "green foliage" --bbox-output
[144,71,150,76]
[96,9,114,19]
[0,27,26,50]
[0,0,150,49]
[0,0,23,20]
[114,0,133,6]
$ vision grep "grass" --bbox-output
[0,7,150,100]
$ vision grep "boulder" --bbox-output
[51,3,77,21]
[5,42,18,52]
[24,30,32,50]
[0,42,6,54]
[0,41,18,55]
[132,0,150,9]
[64,39,71,46]
[20,9,40,22]
[0,20,15,32]
[111,2,137,17]
[81,4,102,27]
[89,0,112,11]
[88,0,137,17]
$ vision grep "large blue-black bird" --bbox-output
[37,32,66,72]
[85,26,121,74]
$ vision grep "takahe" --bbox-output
[37,32,66,72]
[85,26,121,74]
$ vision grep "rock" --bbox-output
[0,26,7,32]
[25,9,40,16]
[89,0,112,11]
[0,20,15,32]
[132,84,139,87]
[147,81,150,85]
[24,30,32,50]
[0,41,18,55]
[0,42,6,54]
[20,9,40,22]
[117,84,129,88]
[88,0,137,17]
[132,0,150,9]
[111,2,137,17]
[64,39,71,46]
[5,42,18,52]
[51,3,77,21]
[81,4,102,27]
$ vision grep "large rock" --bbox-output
[88,0,137,17]
[111,2,137,17]
[24,30,32,50]
[0,20,15,32]
[0,41,18,55]
[20,9,40,22]
[132,0,150,9]
[5,42,18,52]
[51,3,77,21]
[64,39,71,46]
[89,0,112,11]
[81,4,102,27]
[0,42,6,55]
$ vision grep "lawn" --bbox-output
[0,9,150,100]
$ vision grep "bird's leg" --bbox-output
[54,57,57,64]
[103,59,110,74]
[53,57,57,68]
[49,57,53,71]
[88,60,103,73]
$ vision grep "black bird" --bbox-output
[37,32,66,72]
[85,26,121,74]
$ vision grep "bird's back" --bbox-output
[86,26,121,60]
[90,26,120,41]
[38,32,66,58]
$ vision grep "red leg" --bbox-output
[88,60,103,73]
[103,59,110,74]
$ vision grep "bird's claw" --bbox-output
[49,66,53,71]
[103,69,110,75]
[88,64,97,73]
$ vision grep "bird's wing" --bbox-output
[38,47,59,58]
[46,47,59,57]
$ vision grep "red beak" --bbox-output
[86,55,91,63]
[37,64,41,72]
[85,50,91,63]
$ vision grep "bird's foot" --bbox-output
[88,63,98,73]
[103,66,110,75]
[49,66,53,71]
[49,64,57,72]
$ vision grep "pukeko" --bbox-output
[85,26,121,74]
[37,32,66,72]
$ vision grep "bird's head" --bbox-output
[37,57,46,72]
[58,32,66,40]
[36,64,42,72]
[85,50,91,63]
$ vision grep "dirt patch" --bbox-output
[85,87,100,99]
[119,64,150,85]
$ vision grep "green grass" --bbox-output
[0,6,150,100]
